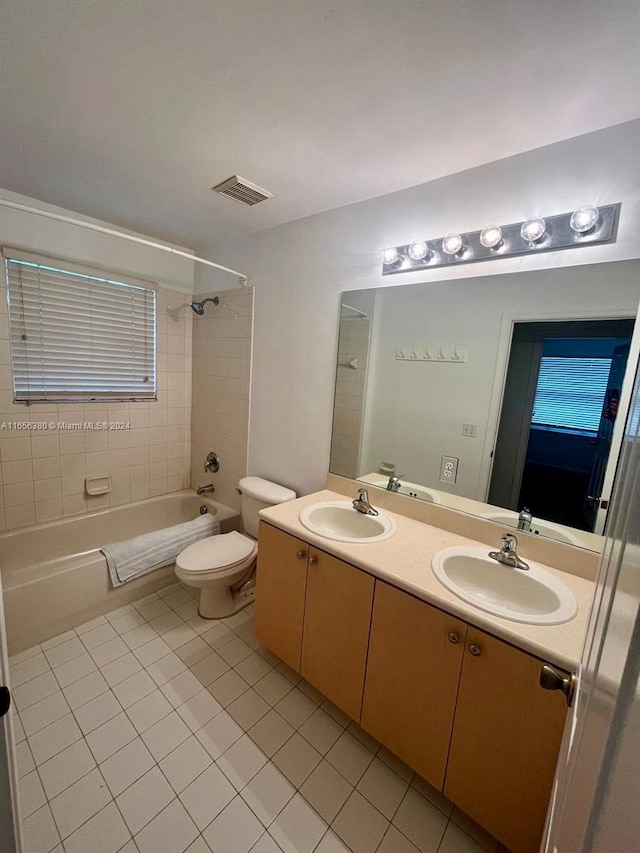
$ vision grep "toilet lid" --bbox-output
[176,531,256,573]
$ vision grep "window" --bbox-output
[3,249,156,402]
[532,356,612,433]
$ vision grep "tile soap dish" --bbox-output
[85,475,112,496]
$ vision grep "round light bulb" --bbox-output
[520,218,546,243]
[570,206,600,234]
[480,224,503,249]
[442,233,463,255]
[408,240,430,261]
[382,246,400,266]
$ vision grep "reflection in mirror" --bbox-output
[330,261,640,551]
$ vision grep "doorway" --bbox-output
[488,319,634,532]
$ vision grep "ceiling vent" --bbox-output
[212,175,273,206]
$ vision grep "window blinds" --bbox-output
[3,249,157,402]
[532,356,612,433]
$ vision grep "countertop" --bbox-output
[259,489,596,671]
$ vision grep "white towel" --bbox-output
[102,514,220,587]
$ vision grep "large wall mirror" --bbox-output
[329,260,640,552]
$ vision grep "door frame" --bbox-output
[480,303,640,533]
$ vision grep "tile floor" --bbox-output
[9,582,508,853]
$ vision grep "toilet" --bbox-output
[175,476,296,619]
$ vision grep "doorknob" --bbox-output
[586,495,601,507]
[0,686,10,718]
[540,665,577,707]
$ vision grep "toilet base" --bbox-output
[197,579,255,619]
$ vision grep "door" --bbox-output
[300,548,374,720]
[361,581,467,789]
[0,573,22,853]
[254,523,309,672]
[444,629,568,853]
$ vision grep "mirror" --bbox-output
[330,260,640,551]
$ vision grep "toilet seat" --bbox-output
[176,531,257,578]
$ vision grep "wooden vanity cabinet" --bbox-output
[444,627,569,853]
[361,580,467,790]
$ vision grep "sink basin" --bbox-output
[299,501,396,543]
[431,545,577,625]
[481,512,580,546]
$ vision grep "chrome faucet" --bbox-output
[517,507,532,532]
[352,488,379,516]
[489,533,530,571]
[196,484,215,495]
[386,475,405,493]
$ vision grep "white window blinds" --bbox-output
[532,356,612,433]
[3,249,157,402]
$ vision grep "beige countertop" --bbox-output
[259,489,596,671]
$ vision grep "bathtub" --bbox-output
[0,490,240,654]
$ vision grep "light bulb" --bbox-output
[382,246,400,266]
[520,218,546,243]
[570,206,600,234]
[442,233,463,255]
[480,224,503,249]
[408,240,430,261]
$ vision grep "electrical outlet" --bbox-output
[439,456,459,483]
[462,422,477,438]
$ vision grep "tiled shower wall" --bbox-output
[191,288,253,513]
[0,286,193,530]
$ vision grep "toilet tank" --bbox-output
[239,476,296,538]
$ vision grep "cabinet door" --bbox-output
[254,523,309,672]
[361,581,467,789]
[301,548,374,721]
[444,628,568,853]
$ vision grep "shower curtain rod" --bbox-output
[0,198,248,286]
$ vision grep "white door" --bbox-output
[0,573,22,853]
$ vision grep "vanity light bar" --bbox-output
[381,204,621,276]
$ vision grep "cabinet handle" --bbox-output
[468,643,481,656]
[540,664,577,707]
[308,556,317,566]
[447,632,460,644]
[296,550,306,560]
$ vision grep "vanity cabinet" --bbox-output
[361,580,467,789]
[255,522,375,718]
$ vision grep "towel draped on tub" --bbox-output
[102,513,220,587]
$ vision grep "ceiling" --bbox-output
[1,0,639,252]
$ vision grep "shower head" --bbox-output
[190,296,219,315]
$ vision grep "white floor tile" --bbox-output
[163,623,199,650]
[15,739,35,777]
[41,630,77,650]
[174,599,199,622]
[100,738,155,797]
[254,671,293,708]
[190,650,229,686]
[75,616,108,636]
[12,710,25,743]
[249,710,295,758]
[234,652,274,686]
[332,790,389,853]
[380,746,416,784]
[49,767,112,839]
[298,708,344,755]
[150,610,184,636]
[105,604,135,622]
[62,670,109,710]
[9,644,43,667]
[127,689,173,734]
[183,838,211,853]
[272,733,322,789]
[179,762,236,830]
[52,652,97,688]
[135,799,199,853]
[313,829,352,852]
[241,763,295,827]
[275,662,301,686]
[161,670,203,708]
[110,610,147,635]
[163,589,193,611]
[356,756,410,820]
[208,669,250,707]
[175,637,210,667]
[43,637,85,668]
[28,713,83,765]
[116,766,175,835]
[218,637,253,667]
[377,825,422,853]
[19,769,47,818]
[347,720,380,754]
[160,736,212,794]
[202,795,264,853]
[112,670,157,709]
[227,688,270,730]
[21,804,61,853]
[62,802,131,853]
[137,598,172,621]
[10,652,50,687]
[217,733,268,791]
[269,792,328,853]
[90,637,130,667]
[200,622,234,649]
[122,624,158,651]
[450,808,499,852]
[134,636,173,668]
[74,690,121,735]
[13,671,59,712]
[439,822,489,853]
[146,652,188,687]
[85,712,138,763]
[411,774,454,817]
[297,680,324,705]
[21,691,70,737]
[250,834,285,853]
[80,622,119,651]
[141,710,191,760]
[274,688,316,728]
[176,689,222,732]
[299,760,353,823]
[392,788,449,853]
[38,739,96,799]
[326,731,375,786]
[101,652,143,687]
[195,710,244,760]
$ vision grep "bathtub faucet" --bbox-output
[197,484,215,495]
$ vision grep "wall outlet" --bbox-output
[462,422,477,438]
[439,456,459,483]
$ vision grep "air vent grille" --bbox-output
[212,175,273,206]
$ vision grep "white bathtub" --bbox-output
[0,490,240,653]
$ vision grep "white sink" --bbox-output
[431,545,577,625]
[481,512,580,546]
[299,501,396,543]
